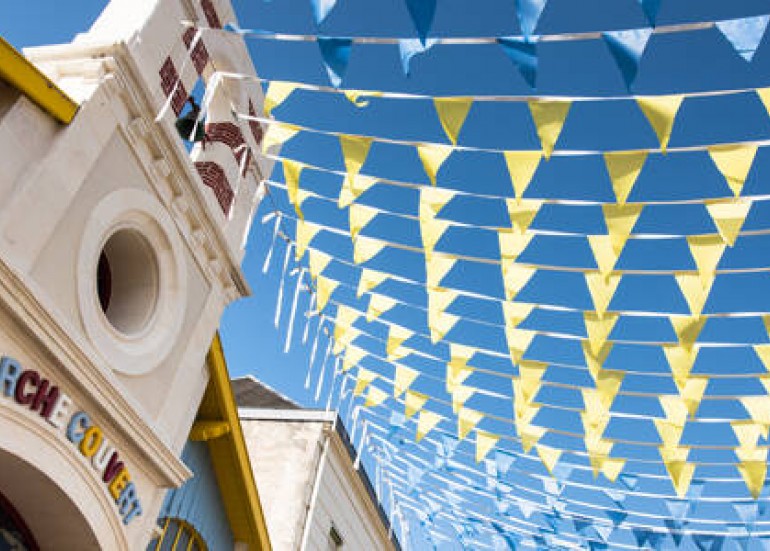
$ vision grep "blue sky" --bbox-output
[5,1,770,548]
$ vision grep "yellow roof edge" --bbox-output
[0,36,78,124]
[206,334,272,551]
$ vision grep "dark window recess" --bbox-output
[330,525,344,548]
[97,251,112,314]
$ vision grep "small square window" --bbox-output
[329,525,344,550]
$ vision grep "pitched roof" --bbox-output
[231,376,301,410]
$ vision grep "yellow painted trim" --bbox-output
[0,36,78,124]
[200,334,272,551]
[189,420,231,441]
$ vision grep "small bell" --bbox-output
[175,97,205,142]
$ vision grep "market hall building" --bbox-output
[0,0,273,548]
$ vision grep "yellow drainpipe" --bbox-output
[0,36,78,124]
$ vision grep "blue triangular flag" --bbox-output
[726,525,751,551]
[692,534,725,551]
[309,0,338,25]
[733,502,759,527]
[588,542,608,551]
[605,508,628,527]
[495,450,516,477]
[317,37,352,87]
[716,15,770,62]
[514,0,547,39]
[665,498,690,521]
[602,488,627,507]
[664,519,685,546]
[497,37,538,88]
[637,0,661,26]
[602,28,652,89]
[618,473,639,490]
[398,38,438,76]
[405,0,437,45]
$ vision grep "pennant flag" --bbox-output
[405,390,428,419]
[497,37,538,88]
[428,311,459,343]
[737,459,768,499]
[340,135,373,180]
[317,37,352,88]
[663,345,699,389]
[755,344,770,371]
[708,144,758,197]
[309,0,338,25]
[603,203,643,254]
[447,345,475,392]
[519,424,547,453]
[670,316,706,347]
[420,186,456,219]
[394,365,419,398]
[420,217,451,253]
[502,265,536,303]
[505,327,536,365]
[705,200,752,246]
[588,236,620,277]
[515,360,548,404]
[674,273,713,316]
[637,0,661,26]
[354,367,379,396]
[528,101,571,159]
[405,0,437,45]
[514,0,547,39]
[335,303,360,331]
[366,293,397,322]
[428,287,458,318]
[660,448,695,497]
[353,236,387,264]
[417,143,453,185]
[584,312,619,355]
[315,275,339,311]
[386,324,413,359]
[295,220,321,261]
[499,229,534,261]
[732,421,764,449]
[451,385,476,413]
[264,81,298,116]
[506,198,543,234]
[433,97,473,145]
[583,341,613,380]
[602,28,652,88]
[398,38,438,76]
[585,273,621,316]
[262,122,300,152]
[416,409,442,442]
[357,268,389,297]
[342,89,383,108]
[758,88,770,117]
[476,431,501,463]
[636,95,684,152]
[342,345,366,373]
[502,301,535,328]
[716,15,770,62]
[365,385,389,408]
[332,326,360,356]
[678,376,708,417]
[603,151,647,204]
[503,151,542,199]
[687,235,726,286]
[536,445,562,475]
[740,396,770,431]
[458,407,484,440]
[338,174,377,208]
[349,203,379,240]
[307,249,332,281]
[601,457,626,483]
[425,253,457,287]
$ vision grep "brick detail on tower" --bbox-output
[182,27,210,75]
[201,0,222,28]
[247,100,264,147]
[195,162,234,214]
[159,57,188,116]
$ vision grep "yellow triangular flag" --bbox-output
[353,236,386,264]
[425,253,457,288]
[740,396,770,429]
[349,203,379,240]
[663,345,699,388]
[636,95,684,152]
[520,425,547,453]
[687,235,726,286]
[763,317,770,341]
[603,204,643,254]
[335,304,360,331]
[660,394,689,426]
[585,273,622,316]
[506,328,536,364]
[452,385,477,413]
[365,386,389,408]
[386,325,413,359]
[476,430,500,463]
[427,287,458,317]
[595,370,625,409]
[503,151,543,199]
[732,421,764,449]
[708,144,758,197]
[603,151,648,204]
[433,97,473,145]
[295,220,321,261]
[517,360,548,404]
[420,186,456,220]
[354,367,378,396]
[705,200,752,247]
[584,312,619,355]
[458,407,484,440]
[416,410,442,442]
[582,341,613,381]
[506,198,543,235]
[342,345,367,373]
[308,249,332,281]
[366,293,397,322]
[679,376,708,417]
[674,273,713,316]
[664,458,695,498]
[420,217,451,254]
[738,461,767,499]
[315,275,339,311]
[339,135,373,179]
[447,362,473,394]
[588,235,620,277]
[536,445,562,475]
[405,390,428,419]
[357,268,389,298]
[670,316,706,347]
[528,100,572,159]
[502,302,535,328]
[601,457,626,483]
[394,365,419,398]
[755,344,770,371]
[262,122,300,152]
[501,264,537,301]
[499,229,534,261]
[264,81,298,116]
[429,311,460,343]
[758,88,770,117]
[332,327,360,355]
[654,418,685,447]
[338,174,378,208]
[283,159,306,219]
[417,143,453,186]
